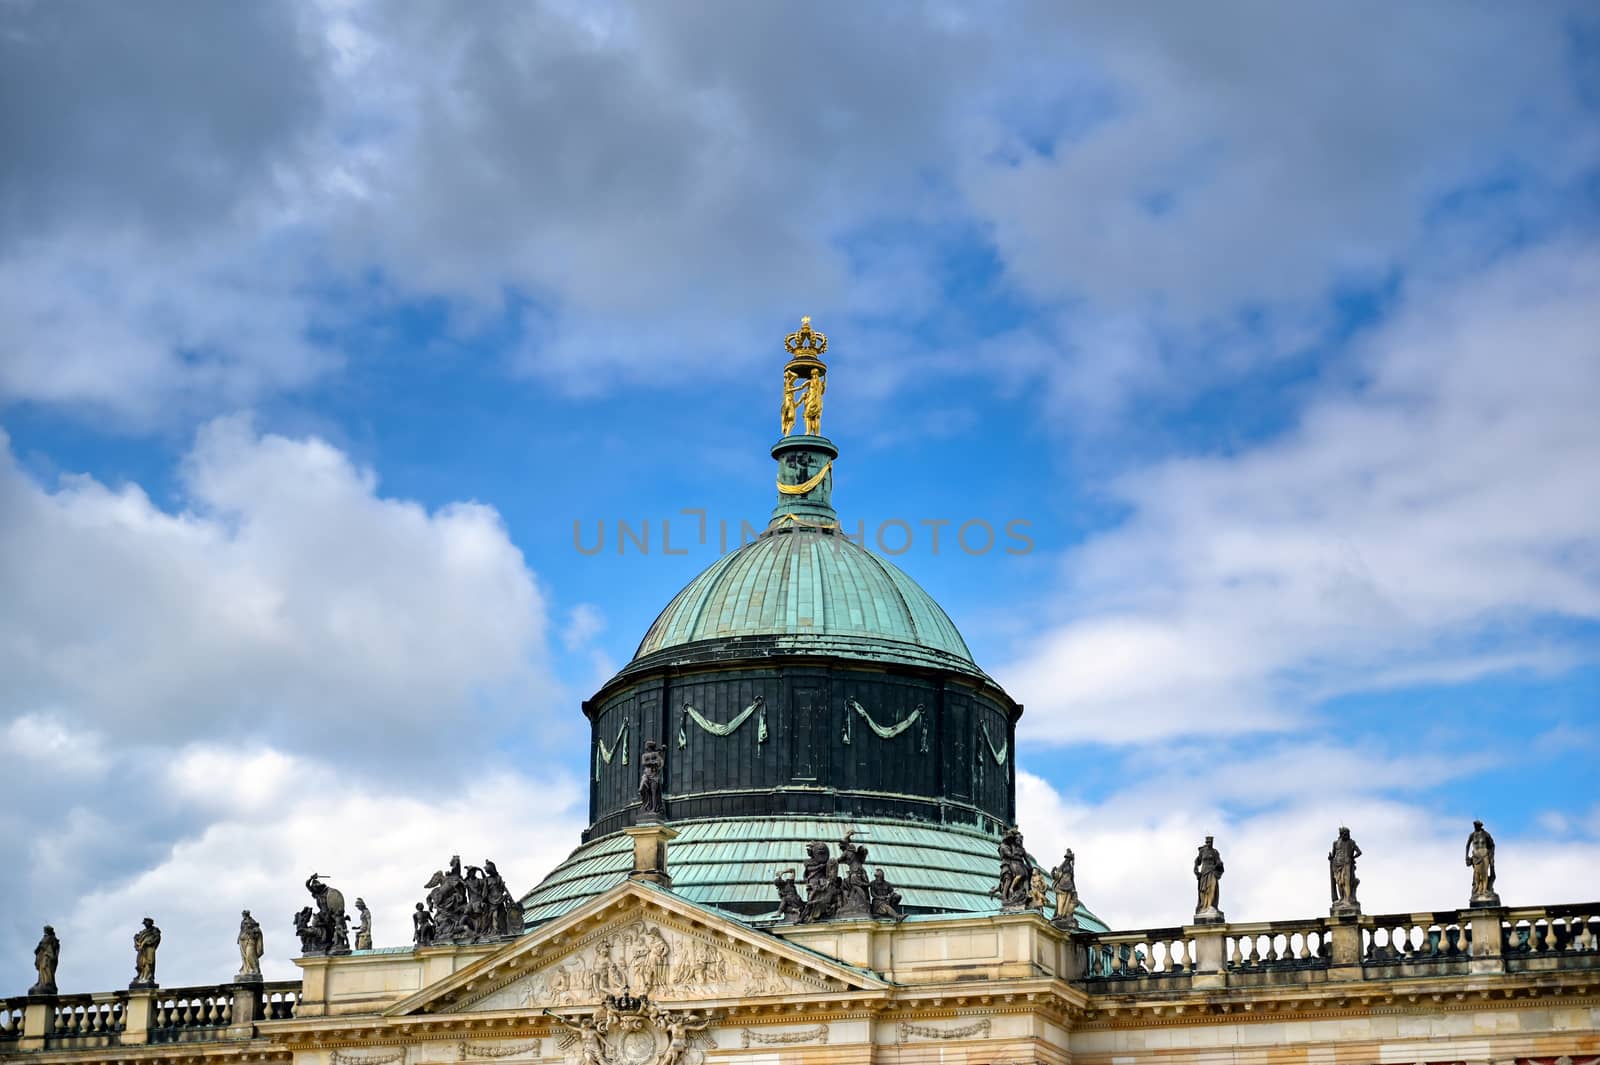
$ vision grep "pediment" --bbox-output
[386,880,885,1017]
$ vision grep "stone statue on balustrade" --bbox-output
[1051,849,1080,929]
[413,902,437,947]
[30,925,59,996]
[1466,819,1500,907]
[304,873,351,954]
[130,917,161,989]
[869,868,905,921]
[1194,836,1225,923]
[773,869,805,923]
[236,910,264,980]
[354,897,373,950]
[801,840,842,922]
[1329,827,1362,916]
[837,830,871,917]
[994,826,1032,909]
[638,739,665,819]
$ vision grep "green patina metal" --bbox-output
[633,527,977,669]
[520,816,1108,932]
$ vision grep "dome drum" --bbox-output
[583,653,1017,840]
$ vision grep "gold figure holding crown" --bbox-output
[781,316,829,437]
[802,368,826,435]
[780,369,799,436]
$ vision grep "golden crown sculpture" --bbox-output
[784,315,828,360]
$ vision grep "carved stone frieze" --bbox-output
[739,1023,829,1047]
[897,1018,992,1042]
[329,1051,406,1065]
[459,1040,542,1060]
[548,993,715,1065]
[470,917,824,1012]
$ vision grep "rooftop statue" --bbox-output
[415,855,523,944]
[1467,819,1500,907]
[1051,849,1079,929]
[639,739,665,819]
[353,898,373,951]
[1194,835,1225,922]
[836,830,871,918]
[869,868,905,921]
[1329,827,1363,916]
[303,873,350,955]
[412,902,436,947]
[130,917,161,989]
[801,841,842,922]
[236,910,263,980]
[30,925,59,996]
[994,826,1032,909]
[773,869,804,923]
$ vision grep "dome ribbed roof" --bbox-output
[632,527,977,668]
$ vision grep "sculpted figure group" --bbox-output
[781,831,903,923]
[295,873,351,955]
[413,855,525,946]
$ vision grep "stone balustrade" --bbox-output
[47,994,125,1042]
[1502,904,1599,965]
[263,984,301,1021]
[149,986,233,1042]
[0,1002,21,1042]
[1076,901,1600,991]
[0,979,299,1052]
[1361,910,1472,966]
[1082,926,1196,979]
[1225,918,1330,971]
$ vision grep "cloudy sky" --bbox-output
[2,0,1597,991]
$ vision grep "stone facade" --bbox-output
[5,881,1597,1065]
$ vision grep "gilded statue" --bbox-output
[1466,819,1499,905]
[801,368,826,435]
[780,369,799,436]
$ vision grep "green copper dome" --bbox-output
[632,526,979,672]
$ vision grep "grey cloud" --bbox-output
[0,0,324,245]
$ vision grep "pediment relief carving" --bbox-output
[467,914,839,1013]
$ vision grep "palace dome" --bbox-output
[630,525,982,676]
[519,318,1100,930]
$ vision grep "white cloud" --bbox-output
[1002,241,1600,744]
[0,420,583,990]
[1016,768,1599,932]
[49,744,585,989]
[5,3,1592,419]
[0,415,555,758]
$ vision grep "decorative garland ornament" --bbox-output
[843,699,929,753]
[678,695,768,748]
[740,1024,829,1047]
[595,721,629,781]
[330,1051,406,1065]
[980,720,1009,765]
[459,1040,542,1059]
[897,1019,992,1042]
[776,461,832,496]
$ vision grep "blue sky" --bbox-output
[1,1,1597,991]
